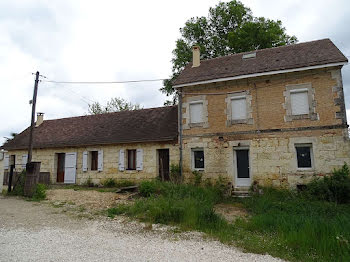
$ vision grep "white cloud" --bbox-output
[1,0,349,145]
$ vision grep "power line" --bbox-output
[43,78,167,84]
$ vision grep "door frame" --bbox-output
[157,149,170,181]
[56,153,65,183]
[233,146,252,187]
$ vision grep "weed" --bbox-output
[192,170,203,186]
[102,178,116,187]
[170,164,182,184]
[32,184,47,201]
[139,181,157,197]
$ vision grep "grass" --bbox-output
[53,180,135,192]
[107,181,350,262]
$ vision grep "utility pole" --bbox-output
[27,71,40,163]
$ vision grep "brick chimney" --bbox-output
[192,46,200,68]
[36,112,44,127]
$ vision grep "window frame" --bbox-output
[231,95,247,120]
[295,143,314,170]
[226,91,253,125]
[191,148,205,171]
[127,149,137,170]
[290,88,310,116]
[90,151,98,171]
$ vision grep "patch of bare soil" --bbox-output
[46,189,134,210]
[214,203,249,223]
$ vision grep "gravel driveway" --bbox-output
[0,196,283,262]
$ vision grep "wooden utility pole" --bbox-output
[27,71,40,163]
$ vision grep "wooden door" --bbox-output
[158,149,170,181]
[57,153,65,183]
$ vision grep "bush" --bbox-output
[10,170,26,196]
[102,178,116,187]
[139,181,157,197]
[305,164,350,203]
[115,180,135,188]
[32,183,47,201]
[170,164,182,184]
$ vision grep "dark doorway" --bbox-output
[57,153,65,183]
[158,149,170,181]
[236,149,250,178]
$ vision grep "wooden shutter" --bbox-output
[190,102,203,123]
[291,90,309,115]
[231,97,247,120]
[4,154,9,170]
[64,152,77,184]
[22,154,28,168]
[136,149,143,171]
[98,150,103,171]
[119,149,125,171]
[82,151,88,172]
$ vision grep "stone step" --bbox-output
[232,190,250,198]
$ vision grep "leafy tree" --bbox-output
[88,97,141,115]
[161,1,297,104]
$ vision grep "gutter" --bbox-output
[178,88,183,178]
[173,62,347,88]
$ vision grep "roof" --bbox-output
[3,106,178,150]
[173,39,348,87]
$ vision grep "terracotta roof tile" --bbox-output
[3,106,178,150]
[173,39,348,86]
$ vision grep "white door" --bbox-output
[64,152,77,184]
[234,148,251,187]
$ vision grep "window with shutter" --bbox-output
[4,154,9,170]
[231,97,247,120]
[119,149,125,171]
[90,151,98,171]
[22,155,28,169]
[189,102,203,123]
[82,151,88,172]
[127,149,136,170]
[136,149,143,171]
[291,89,309,115]
[98,150,103,171]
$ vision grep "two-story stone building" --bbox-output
[3,39,350,189]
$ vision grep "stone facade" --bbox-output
[6,142,179,185]
[181,67,350,188]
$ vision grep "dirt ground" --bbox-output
[0,195,283,262]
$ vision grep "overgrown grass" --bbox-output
[108,180,350,262]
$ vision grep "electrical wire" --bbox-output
[43,78,167,84]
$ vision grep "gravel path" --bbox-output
[0,196,283,262]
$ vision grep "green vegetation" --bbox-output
[107,165,350,262]
[32,184,47,201]
[58,179,135,192]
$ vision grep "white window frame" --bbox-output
[295,143,314,170]
[189,101,204,124]
[191,148,205,171]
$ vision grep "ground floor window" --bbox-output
[295,144,313,168]
[90,151,98,171]
[127,149,136,170]
[192,148,204,170]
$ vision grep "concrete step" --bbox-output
[232,190,250,198]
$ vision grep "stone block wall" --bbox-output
[6,142,179,185]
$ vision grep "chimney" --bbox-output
[192,46,200,68]
[36,112,44,127]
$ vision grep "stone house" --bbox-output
[2,38,350,189]
[173,38,350,188]
[2,107,179,185]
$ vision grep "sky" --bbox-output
[0,0,349,145]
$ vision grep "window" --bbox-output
[192,149,204,170]
[189,102,203,123]
[127,149,136,170]
[295,144,312,168]
[90,151,98,171]
[231,96,247,120]
[290,89,309,115]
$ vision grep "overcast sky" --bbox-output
[1,0,349,145]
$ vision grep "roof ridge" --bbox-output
[198,38,331,64]
[42,105,178,122]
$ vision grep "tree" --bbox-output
[88,97,142,115]
[161,0,297,103]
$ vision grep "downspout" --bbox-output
[178,88,183,178]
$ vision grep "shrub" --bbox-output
[139,181,157,197]
[305,164,350,203]
[192,170,203,186]
[32,183,47,201]
[102,178,116,187]
[115,180,135,188]
[10,170,26,196]
[170,164,182,184]
[83,177,95,187]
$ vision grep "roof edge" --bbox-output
[174,62,347,88]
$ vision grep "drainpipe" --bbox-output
[178,88,183,178]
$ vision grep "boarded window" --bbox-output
[90,151,98,171]
[291,90,309,115]
[231,97,247,120]
[190,102,203,123]
[127,149,136,170]
[296,145,312,168]
[192,149,204,169]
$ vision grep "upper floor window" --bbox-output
[190,102,203,124]
[290,89,309,115]
[231,96,247,120]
